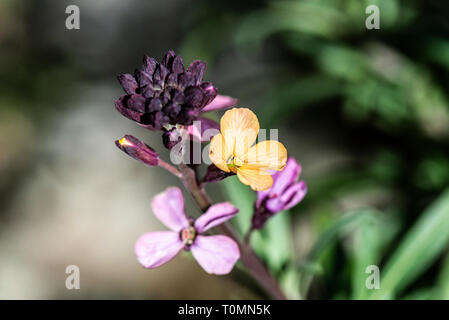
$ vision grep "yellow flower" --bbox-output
[209,108,287,191]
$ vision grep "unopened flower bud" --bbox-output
[202,164,234,184]
[162,128,183,150]
[115,135,158,166]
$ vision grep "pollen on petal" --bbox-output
[118,137,135,147]
[115,135,159,166]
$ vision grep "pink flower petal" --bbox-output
[256,157,301,207]
[265,197,285,213]
[151,187,189,232]
[201,95,238,112]
[190,235,240,275]
[194,202,239,233]
[135,231,184,268]
[187,117,220,142]
[281,181,307,211]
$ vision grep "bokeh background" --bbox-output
[1,0,449,299]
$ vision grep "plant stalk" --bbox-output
[158,159,182,178]
[177,163,287,300]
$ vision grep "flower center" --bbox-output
[227,155,243,172]
[180,226,196,246]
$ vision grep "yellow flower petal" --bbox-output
[209,133,230,172]
[220,108,259,160]
[243,140,287,171]
[236,165,273,191]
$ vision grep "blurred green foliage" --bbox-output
[185,0,449,299]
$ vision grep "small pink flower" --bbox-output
[135,187,240,275]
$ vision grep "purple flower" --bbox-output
[135,187,240,275]
[202,95,238,112]
[115,135,158,166]
[115,50,219,129]
[251,157,307,230]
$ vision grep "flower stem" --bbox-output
[158,159,183,178]
[244,229,253,246]
[177,163,287,300]
[178,163,211,210]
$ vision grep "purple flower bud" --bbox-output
[171,56,185,74]
[115,50,218,128]
[115,135,159,166]
[251,157,307,230]
[178,72,196,89]
[117,74,138,95]
[134,70,152,87]
[200,82,218,107]
[187,60,207,85]
[161,50,176,67]
[126,94,146,113]
[162,127,183,150]
[115,95,144,123]
[147,98,163,113]
[142,55,157,75]
[184,86,205,109]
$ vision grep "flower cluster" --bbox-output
[116,50,218,129]
[114,50,306,277]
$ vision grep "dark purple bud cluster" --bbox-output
[115,50,217,129]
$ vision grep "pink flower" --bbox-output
[201,95,238,112]
[135,187,240,275]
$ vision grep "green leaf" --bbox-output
[307,210,374,262]
[370,189,449,299]
[350,212,382,299]
[437,252,449,299]
[300,209,377,298]
[402,288,438,300]
[251,212,294,273]
[222,176,255,235]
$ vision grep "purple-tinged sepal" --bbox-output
[201,164,235,184]
[115,135,159,166]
